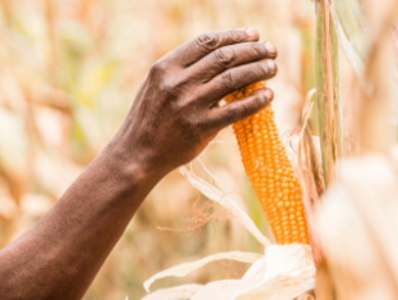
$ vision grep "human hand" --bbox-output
[117,28,278,176]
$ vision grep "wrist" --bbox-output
[102,134,170,192]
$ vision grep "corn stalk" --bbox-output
[315,0,398,299]
[314,0,343,188]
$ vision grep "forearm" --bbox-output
[0,138,163,300]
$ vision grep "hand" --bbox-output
[117,28,278,176]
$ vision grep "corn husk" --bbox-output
[142,284,203,300]
[143,244,315,300]
[144,251,263,292]
[142,166,316,300]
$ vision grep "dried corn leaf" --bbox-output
[141,284,203,300]
[179,166,271,247]
[143,245,315,300]
[144,251,263,292]
[332,0,398,120]
[190,245,315,300]
[331,0,368,83]
[242,256,267,281]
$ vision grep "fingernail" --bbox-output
[265,89,274,100]
[264,42,277,57]
[246,27,259,38]
[266,60,277,73]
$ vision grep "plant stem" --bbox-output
[314,0,344,187]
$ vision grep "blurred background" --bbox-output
[0,0,316,299]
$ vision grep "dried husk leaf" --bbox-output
[144,251,263,292]
[179,166,271,247]
[143,245,315,300]
[190,245,315,300]
[330,0,368,84]
[141,284,203,300]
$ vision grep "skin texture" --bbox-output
[0,28,278,299]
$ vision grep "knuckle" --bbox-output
[173,74,188,89]
[255,63,267,78]
[150,60,189,97]
[150,59,168,77]
[253,94,264,110]
[199,60,213,83]
[196,33,219,50]
[214,47,235,66]
[222,71,239,91]
[158,78,175,97]
[226,105,242,123]
[229,30,244,43]
[251,42,266,56]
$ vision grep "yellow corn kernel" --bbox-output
[224,82,309,245]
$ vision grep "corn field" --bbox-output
[0,0,398,299]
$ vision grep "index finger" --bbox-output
[171,28,260,67]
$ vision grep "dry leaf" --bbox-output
[144,251,263,292]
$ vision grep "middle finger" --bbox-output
[191,41,277,83]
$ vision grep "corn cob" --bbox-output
[224,82,309,245]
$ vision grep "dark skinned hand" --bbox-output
[0,28,278,300]
[118,27,278,176]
